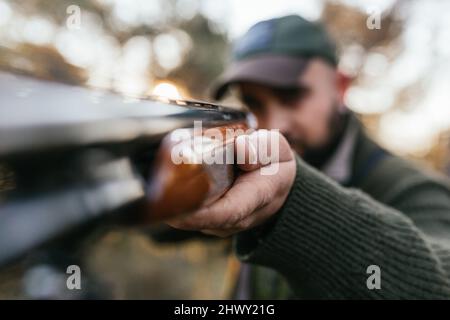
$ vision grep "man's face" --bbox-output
[237,59,344,159]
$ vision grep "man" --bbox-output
[166,15,450,299]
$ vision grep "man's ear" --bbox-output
[336,71,353,104]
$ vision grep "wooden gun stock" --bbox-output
[146,122,249,222]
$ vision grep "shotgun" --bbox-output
[0,72,252,266]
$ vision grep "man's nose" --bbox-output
[264,105,292,134]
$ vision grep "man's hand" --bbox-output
[166,130,296,237]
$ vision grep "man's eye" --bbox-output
[242,96,263,110]
[273,87,309,107]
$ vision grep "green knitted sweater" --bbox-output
[234,125,450,299]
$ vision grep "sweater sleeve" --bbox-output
[233,155,450,299]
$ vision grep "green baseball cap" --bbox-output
[212,15,337,100]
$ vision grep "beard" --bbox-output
[297,105,349,169]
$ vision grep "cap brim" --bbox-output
[212,54,309,100]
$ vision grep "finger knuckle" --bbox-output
[236,219,252,230]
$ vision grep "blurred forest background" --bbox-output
[0,0,449,299]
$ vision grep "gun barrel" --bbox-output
[0,72,249,267]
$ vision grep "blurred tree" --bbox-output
[321,0,449,171]
[0,0,229,98]
[322,1,404,51]
[165,14,229,98]
[0,44,86,84]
